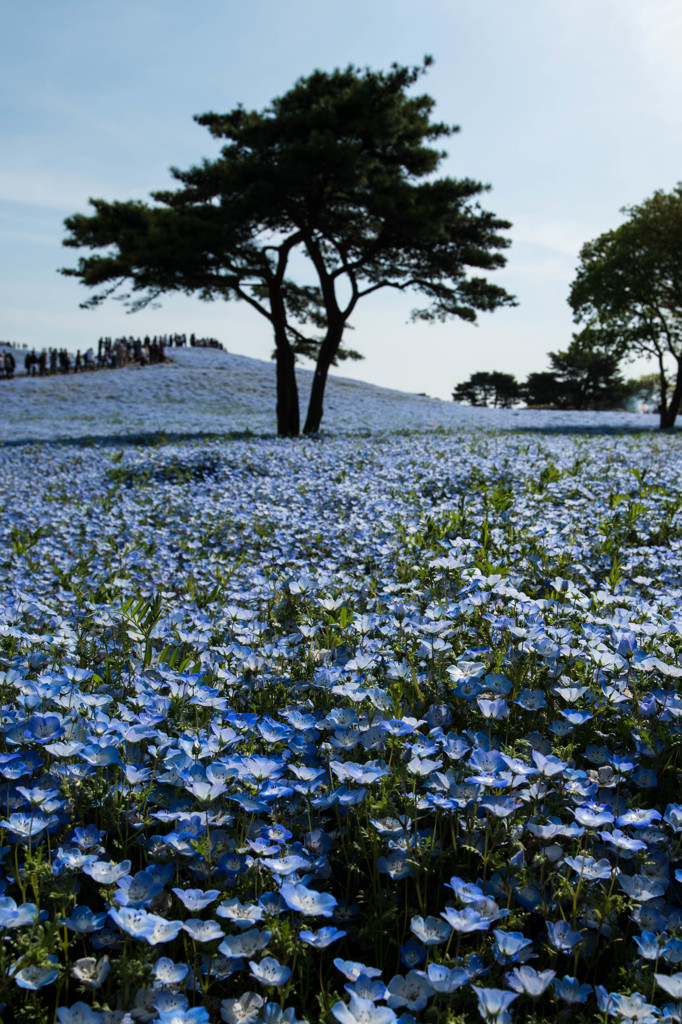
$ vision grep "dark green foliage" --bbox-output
[62,59,515,435]
[452,370,520,407]
[523,330,630,410]
[569,183,682,428]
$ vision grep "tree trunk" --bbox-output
[660,358,682,430]
[270,290,300,436]
[303,323,343,434]
[275,344,299,436]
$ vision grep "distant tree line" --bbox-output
[454,182,682,427]
[453,330,634,410]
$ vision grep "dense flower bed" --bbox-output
[2,428,682,1023]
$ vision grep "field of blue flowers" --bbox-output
[3,426,682,1024]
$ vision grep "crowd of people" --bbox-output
[0,334,225,380]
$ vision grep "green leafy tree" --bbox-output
[522,330,628,410]
[452,370,520,407]
[569,184,682,428]
[548,328,629,409]
[62,59,516,435]
[522,370,561,408]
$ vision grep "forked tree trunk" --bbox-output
[273,322,299,436]
[660,359,682,429]
[303,322,344,434]
[271,297,300,436]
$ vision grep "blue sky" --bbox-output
[2,0,682,399]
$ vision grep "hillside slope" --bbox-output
[0,345,657,442]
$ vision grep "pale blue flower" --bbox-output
[553,975,593,1004]
[331,993,397,1024]
[474,986,518,1021]
[279,882,337,917]
[386,971,434,1011]
[56,1003,103,1024]
[425,963,469,993]
[249,957,291,986]
[172,888,221,911]
[14,956,59,990]
[505,966,555,996]
[409,915,451,945]
[546,920,582,951]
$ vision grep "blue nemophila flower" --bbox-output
[256,1003,306,1023]
[634,933,665,960]
[61,906,108,933]
[182,918,225,943]
[564,856,613,882]
[426,963,469,993]
[1,812,53,839]
[71,825,105,850]
[553,974,593,1004]
[386,970,434,1011]
[619,875,666,901]
[334,959,383,982]
[172,888,220,911]
[82,859,131,884]
[453,679,483,701]
[527,818,584,840]
[158,1007,210,1024]
[396,941,426,975]
[547,920,582,951]
[299,926,346,947]
[331,993,397,1024]
[573,803,615,828]
[259,893,284,917]
[345,974,388,1002]
[69,956,110,989]
[216,898,265,928]
[617,808,662,829]
[531,750,568,777]
[115,870,163,907]
[0,897,37,928]
[441,907,491,934]
[15,784,60,808]
[14,956,59,990]
[558,709,593,726]
[249,957,292,987]
[261,854,311,877]
[154,991,192,1015]
[514,689,547,711]
[605,991,660,1022]
[79,744,121,766]
[55,1004,103,1024]
[279,882,337,917]
[506,966,555,996]
[446,876,485,903]
[218,928,272,959]
[655,974,682,1001]
[23,714,65,744]
[153,957,189,985]
[599,829,647,853]
[474,987,518,1022]
[479,796,519,818]
[108,906,183,944]
[663,939,682,964]
[220,991,265,1024]
[410,915,452,945]
[492,930,533,964]
[477,698,508,720]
